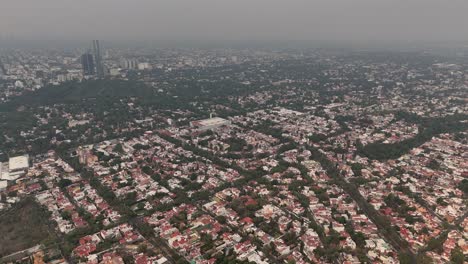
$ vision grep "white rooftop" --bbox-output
[0,180,7,190]
[197,117,229,126]
[8,155,29,171]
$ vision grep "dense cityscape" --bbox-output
[0,41,466,264]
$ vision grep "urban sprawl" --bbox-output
[0,44,466,264]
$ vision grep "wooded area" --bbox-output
[0,198,52,257]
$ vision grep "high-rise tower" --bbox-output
[81,53,95,76]
[92,40,103,78]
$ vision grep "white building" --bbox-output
[6,155,30,180]
[0,180,7,191]
[109,68,121,76]
[9,155,29,171]
[138,63,152,70]
[190,117,231,131]
[121,59,138,70]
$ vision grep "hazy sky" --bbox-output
[1,0,468,45]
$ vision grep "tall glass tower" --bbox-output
[81,53,95,76]
[92,40,103,78]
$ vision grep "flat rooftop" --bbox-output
[197,117,229,126]
[191,117,231,128]
[8,155,29,171]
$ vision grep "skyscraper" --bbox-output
[81,53,95,76]
[92,40,103,78]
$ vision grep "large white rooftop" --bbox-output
[197,117,229,126]
[9,155,29,171]
[0,180,7,189]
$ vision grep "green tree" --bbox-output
[58,178,73,188]
[398,252,414,264]
[457,179,468,194]
[450,248,464,264]
[113,143,124,153]
[416,253,433,264]
[137,243,148,254]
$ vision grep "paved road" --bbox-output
[1,245,42,262]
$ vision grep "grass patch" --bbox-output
[0,198,52,257]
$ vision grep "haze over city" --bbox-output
[1,0,468,47]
